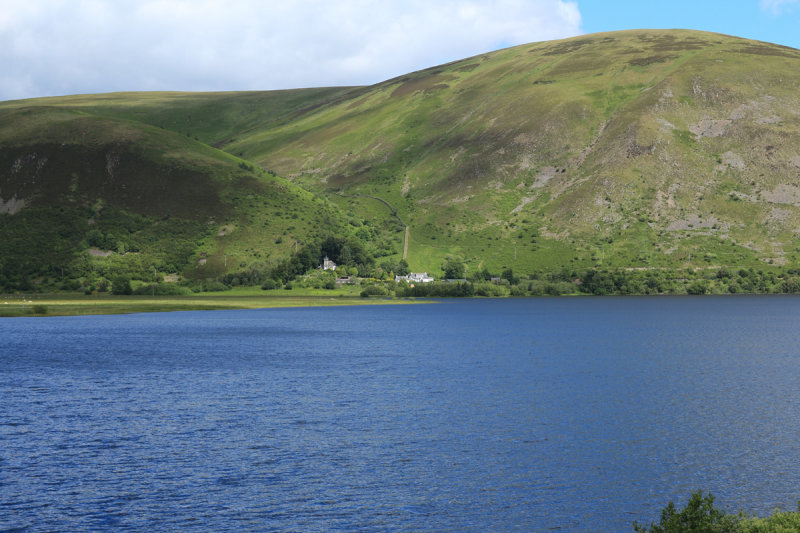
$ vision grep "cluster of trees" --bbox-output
[7,202,800,299]
[215,234,399,291]
[634,491,800,532]
[578,267,800,296]
[247,237,414,289]
[0,206,208,293]
[442,259,467,279]
[266,235,374,283]
[380,258,410,277]
[470,266,519,284]
[86,229,138,254]
[383,266,800,299]
[396,282,475,297]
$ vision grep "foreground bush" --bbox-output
[634,492,738,532]
[634,491,800,532]
[739,509,800,532]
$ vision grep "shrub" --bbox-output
[111,277,132,295]
[686,281,709,295]
[739,507,800,532]
[32,304,48,315]
[261,279,278,290]
[509,285,527,296]
[61,279,82,291]
[442,259,465,279]
[783,277,800,294]
[133,284,192,296]
[360,285,388,297]
[203,281,229,292]
[473,282,509,297]
[633,491,738,532]
[635,491,800,532]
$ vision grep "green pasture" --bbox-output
[0,287,423,317]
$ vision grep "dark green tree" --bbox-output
[501,268,519,284]
[633,491,739,533]
[443,260,465,279]
[111,277,133,295]
[396,259,410,276]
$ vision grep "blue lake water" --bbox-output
[2,296,800,531]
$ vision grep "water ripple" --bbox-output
[2,297,800,530]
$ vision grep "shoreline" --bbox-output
[2,290,796,317]
[0,292,427,317]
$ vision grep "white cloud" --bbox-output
[0,0,582,101]
[760,0,800,14]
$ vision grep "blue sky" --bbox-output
[1,0,798,101]
[580,0,799,48]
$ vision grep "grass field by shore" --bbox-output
[0,287,424,317]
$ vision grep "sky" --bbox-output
[1,0,799,101]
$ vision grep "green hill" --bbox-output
[0,93,389,292]
[227,29,800,275]
[3,29,800,293]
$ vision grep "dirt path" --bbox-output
[335,190,410,259]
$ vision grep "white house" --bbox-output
[320,256,337,271]
[395,272,434,283]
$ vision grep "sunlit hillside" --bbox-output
[3,29,800,291]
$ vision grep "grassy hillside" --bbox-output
[0,87,359,147]
[0,96,388,292]
[3,29,800,292]
[221,30,800,276]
